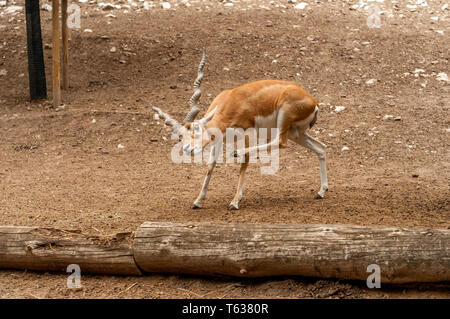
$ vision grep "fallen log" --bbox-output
[0,226,141,275]
[134,222,450,283]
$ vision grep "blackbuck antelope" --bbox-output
[151,49,328,210]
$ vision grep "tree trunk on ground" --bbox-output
[0,226,141,275]
[134,222,450,283]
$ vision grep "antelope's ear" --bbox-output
[184,123,192,130]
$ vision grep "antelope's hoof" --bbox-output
[192,203,202,209]
[314,193,324,200]
[231,151,244,158]
[228,203,239,210]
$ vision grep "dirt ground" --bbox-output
[0,0,449,298]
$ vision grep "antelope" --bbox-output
[151,49,328,210]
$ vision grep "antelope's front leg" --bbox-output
[229,154,249,210]
[192,146,217,209]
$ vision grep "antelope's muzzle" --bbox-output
[183,144,202,156]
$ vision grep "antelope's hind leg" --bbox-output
[289,129,328,199]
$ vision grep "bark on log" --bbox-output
[0,226,141,275]
[134,222,450,283]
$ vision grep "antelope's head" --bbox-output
[150,49,217,156]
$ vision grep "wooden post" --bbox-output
[134,222,450,283]
[52,0,61,107]
[61,0,69,90]
[25,0,47,100]
[0,226,141,275]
